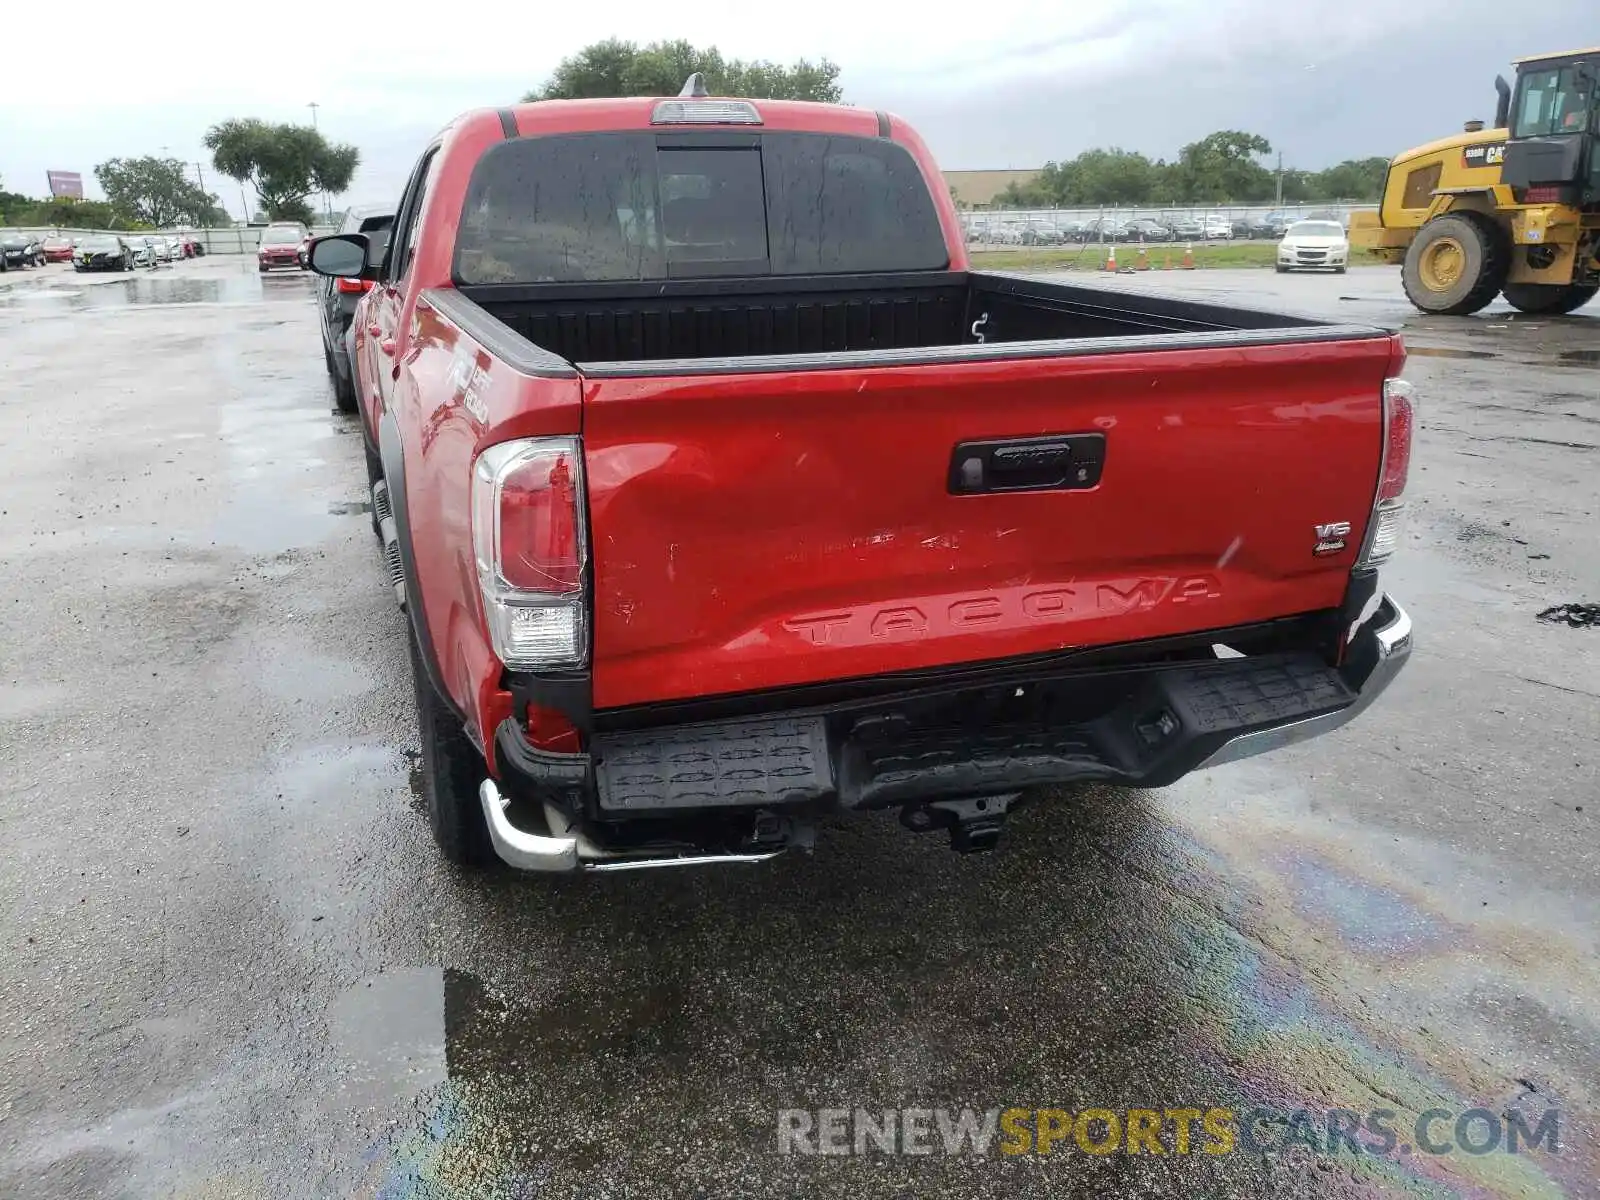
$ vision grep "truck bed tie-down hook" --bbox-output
[970,312,990,343]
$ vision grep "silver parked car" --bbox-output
[123,237,157,267]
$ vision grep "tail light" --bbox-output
[471,438,588,669]
[336,277,372,294]
[1358,376,1416,567]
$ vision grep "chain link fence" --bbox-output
[960,204,1377,247]
[3,224,341,255]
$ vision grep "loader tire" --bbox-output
[1501,282,1600,315]
[1401,212,1508,316]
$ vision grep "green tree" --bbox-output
[41,198,125,229]
[527,39,842,102]
[94,156,221,227]
[204,119,359,225]
[1174,131,1274,203]
[0,186,34,223]
[1308,157,1389,201]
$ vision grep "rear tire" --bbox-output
[1401,212,1508,315]
[333,363,358,413]
[1501,282,1600,315]
[407,617,494,867]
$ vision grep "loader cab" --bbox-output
[1501,50,1600,205]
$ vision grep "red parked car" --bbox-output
[305,79,1414,874]
[256,223,308,272]
[41,236,76,263]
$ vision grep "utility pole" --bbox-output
[1275,151,1284,207]
[191,162,211,227]
[307,101,319,129]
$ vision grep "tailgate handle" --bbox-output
[948,434,1106,494]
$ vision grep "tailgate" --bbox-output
[580,338,1393,710]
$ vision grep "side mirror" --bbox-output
[307,233,372,279]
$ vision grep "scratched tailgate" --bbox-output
[579,337,1391,709]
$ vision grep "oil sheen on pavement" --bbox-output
[0,258,1595,1199]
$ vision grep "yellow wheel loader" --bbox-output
[1351,48,1600,316]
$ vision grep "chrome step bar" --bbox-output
[479,780,785,873]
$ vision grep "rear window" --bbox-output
[454,131,949,284]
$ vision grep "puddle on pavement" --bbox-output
[1557,349,1600,367]
[1537,602,1600,628]
[1407,346,1500,360]
[0,270,314,311]
[202,338,348,555]
[403,749,425,812]
[328,968,449,1114]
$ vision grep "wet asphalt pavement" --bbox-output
[0,258,1595,1199]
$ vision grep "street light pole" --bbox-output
[307,101,331,225]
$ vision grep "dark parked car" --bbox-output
[1123,217,1174,243]
[1,233,44,270]
[1081,216,1130,243]
[73,235,136,272]
[318,205,394,412]
[1250,211,1298,240]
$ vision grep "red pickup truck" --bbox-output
[306,79,1415,873]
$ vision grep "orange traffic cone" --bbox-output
[1103,244,1117,272]
[1181,243,1196,270]
[1135,242,1150,271]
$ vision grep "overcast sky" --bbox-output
[1,0,1590,216]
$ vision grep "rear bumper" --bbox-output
[1197,595,1409,767]
[482,595,1412,871]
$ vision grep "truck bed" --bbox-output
[457,270,1366,370]
[425,273,1398,711]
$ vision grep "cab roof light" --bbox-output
[651,99,763,126]
[652,76,762,125]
